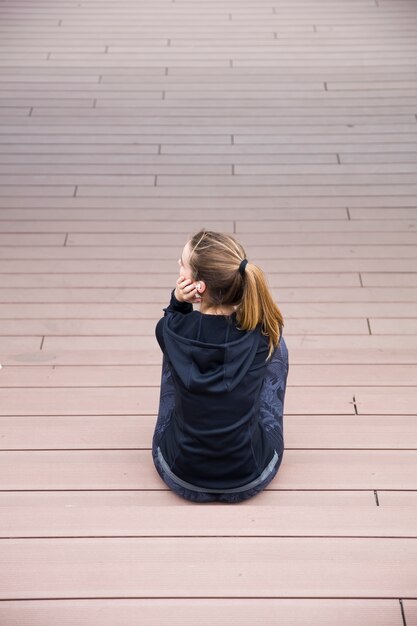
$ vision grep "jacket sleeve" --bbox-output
[258,337,289,452]
[155,288,193,352]
[152,352,176,452]
[163,288,194,315]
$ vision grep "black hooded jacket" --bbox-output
[154,289,280,492]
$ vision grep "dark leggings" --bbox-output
[152,337,289,503]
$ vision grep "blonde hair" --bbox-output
[188,229,284,361]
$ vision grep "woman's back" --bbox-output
[152,229,288,502]
[154,291,285,493]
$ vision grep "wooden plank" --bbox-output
[154,174,417,186]
[0,195,417,209]
[0,206,352,220]
[236,221,417,234]
[0,175,156,185]
[0,134,231,144]
[0,347,164,366]
[284,335,417,350]
[0,497,416,538]
[370,319,417,334]
[233,133,417,144]
[0,186,75,197]
[341,153,417,163]
[2,206,417,226]
[0,107,30,115]
[379,492,417,505]
[362,273,417,287]
[3,116,417,128]
[0,599,406,626]
[355,387,417,415]
[0,365,163,387]
[350,208,417,219]
[0,164,232,175]
[0,219,233,234]
[1,537,416,598]
[0,337,41,352]
[76,185,417,197]
[0,152,341,164]
[0,234,66,246]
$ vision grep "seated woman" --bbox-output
[153,229,289,503]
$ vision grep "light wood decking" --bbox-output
[1,0,417,623]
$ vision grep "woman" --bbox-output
[153,229,289,503]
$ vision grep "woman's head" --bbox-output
[179,229,284,360]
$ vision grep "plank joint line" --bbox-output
[399,599,407,626]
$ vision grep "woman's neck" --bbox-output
[199,302,236,316]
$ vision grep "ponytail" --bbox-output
[188,229,284,361]
[236,262,284,361]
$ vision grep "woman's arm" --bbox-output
[258,337,289,452]
[152,352,176,451]
[164,288,194,315]
[155,288,194,352]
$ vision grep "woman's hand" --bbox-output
[175,276,201,304]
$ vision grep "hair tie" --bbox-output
[239,259,248,275]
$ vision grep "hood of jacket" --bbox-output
[162,313,262,394]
